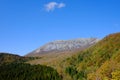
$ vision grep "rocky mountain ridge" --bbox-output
[27,38,99,56]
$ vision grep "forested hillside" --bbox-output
[0,53,62,80]
[65,33,120,80]
[0,63,62,80]
[0,53,40,65]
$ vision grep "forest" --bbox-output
[65,33,120,80]
[0,53,62,80]
[0,63,62,80]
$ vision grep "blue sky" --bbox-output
[0,0,120,56]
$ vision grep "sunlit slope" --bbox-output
[65,32,120,80]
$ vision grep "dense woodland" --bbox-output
[0,53,62,80]
[0,63,62,80]
[64,33,120,80]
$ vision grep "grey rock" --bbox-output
[27,38,99,56]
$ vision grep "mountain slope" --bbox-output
[26,38,99,70]
[26,38,99,57]
[64,32,120,80]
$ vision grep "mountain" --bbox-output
[26,32,120,80]
[1,32,120,80]
[26,38,99,57]
[64,32,120,80]
[26,38,99,80]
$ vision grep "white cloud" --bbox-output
[58,3,66,8]
[44,2,58,12]
[44,2,66,12]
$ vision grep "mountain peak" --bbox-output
[26,38,99,57]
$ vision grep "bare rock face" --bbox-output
[27,38,99,56]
